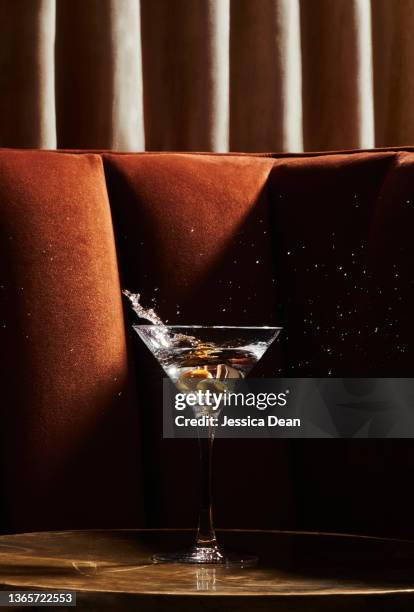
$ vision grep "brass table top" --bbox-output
[0,529,413,610]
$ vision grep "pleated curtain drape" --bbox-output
[0,0,413,152]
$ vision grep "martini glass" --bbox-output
[134,325,281,565]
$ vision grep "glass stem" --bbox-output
[196,422,217,548]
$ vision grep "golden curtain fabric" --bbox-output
[0,0,412,152]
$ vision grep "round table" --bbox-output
[0,529,413,610]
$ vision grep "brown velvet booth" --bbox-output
[0,151,142,533]
[1,147,413,538]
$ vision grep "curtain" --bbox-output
[0,0,412,152]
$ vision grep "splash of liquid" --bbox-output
[123,289,198,351]
[122,290,164,326]
[123,289,174,349]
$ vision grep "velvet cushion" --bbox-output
[0,150,142,532]
[268,151,414,538]
[103,153,294,530]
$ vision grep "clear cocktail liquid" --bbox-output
[123,290,272,385]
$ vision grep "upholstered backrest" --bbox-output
[1,147,414,537]
[103,153,292,529]
[0,151,142,532]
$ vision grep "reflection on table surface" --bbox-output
[0,529,413,605]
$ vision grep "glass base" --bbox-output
[152,545,257,567]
